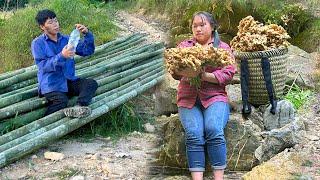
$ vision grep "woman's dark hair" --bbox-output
[191,11,219,30]
[35,9,56,25]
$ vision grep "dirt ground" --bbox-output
[1,9,319,180]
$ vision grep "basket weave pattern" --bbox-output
[235,48,288,105]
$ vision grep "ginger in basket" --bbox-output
[230,16,290,52]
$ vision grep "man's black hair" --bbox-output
[35,9,56,26]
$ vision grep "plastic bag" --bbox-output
[67,28,80,52]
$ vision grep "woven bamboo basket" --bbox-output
[234,48,288,105]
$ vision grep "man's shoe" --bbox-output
[63,105,92,118]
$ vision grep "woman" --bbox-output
[171,11,236,180]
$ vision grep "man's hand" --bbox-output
[61,45,75,58]
[75,24,88,34]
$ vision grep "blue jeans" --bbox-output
[178,100,230,172]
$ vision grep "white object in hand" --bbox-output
[67,28,80,52]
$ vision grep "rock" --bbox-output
[286,45,316,89]
[226,84,242,105]
[305,134,320,141]
[69,175,85,180]
[144,123,155,133]
[44,151,65,161]
[130,131,142,137]
[115,153,132,159]
[98,163,110,175]
[263,100,295,131]
[246,106,264,130]
[156,113,262,171]
[225,114,262,171]
[156,114,188,168]
[84,154,92,159]
[255,117,305,162]
[243,150,304,180]
[154,72,179,116]
[91,153,102,160]
[31,155,38,159]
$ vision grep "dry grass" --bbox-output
[313,53,320,91]
[0,11,13,19]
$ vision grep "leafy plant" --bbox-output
[133,0,317,51]
[301,160,313,167]
[256,3,312,37]
[284,84,313,110]
[67,102,146,140]
[0,0,28,11]
[50,167,82,179]
[0,0,118,73]
[293,18,320,53]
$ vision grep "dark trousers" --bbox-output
[43,78,98,116]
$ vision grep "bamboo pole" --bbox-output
[0,60,163,138]
[0,34,145,91]
[0,51,163,120]
[0,70,163,152]
[0,75,164,168]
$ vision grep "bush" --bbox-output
[292,19,320,52]
[254,3,312,37]
[67,102,146,139]
[0,0,118,72]
[0,0,28,10]
[284,84,313,110]
[134,0,316,51]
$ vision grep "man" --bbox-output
[31,9,98,118]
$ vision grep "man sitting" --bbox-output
[31,9,98,118]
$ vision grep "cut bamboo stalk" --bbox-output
[0,75,164,168]
[0,70,163,152]
[0,58,163,124]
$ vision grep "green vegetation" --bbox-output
[0,0,28,10]
[0,0,118,72]
[134,0,319,52]
[254,3,312,37]
[50,167,82,179]
[68,102,148,140]
[301,159,313,167]
[293,19,320,52]
[284,84,313,110]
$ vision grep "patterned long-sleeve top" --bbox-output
[175,38,236,109]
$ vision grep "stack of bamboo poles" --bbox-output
[0,33,165,167]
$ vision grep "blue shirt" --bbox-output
[31,31,95,95]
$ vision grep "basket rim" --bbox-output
[234,47,288,59]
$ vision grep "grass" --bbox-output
[301,160,313,167]
[0,0,150,142]
[0,0,119,73]
[50,167,82,179]
[314,54,320,92]
[66,102,150,141]
[284,83,313,110]
[133,0,317,51]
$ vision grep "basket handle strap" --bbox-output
[240,58,252,117]
[261,57,277,114]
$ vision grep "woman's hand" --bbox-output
[200,71,219,83]
[174,68,201,78]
